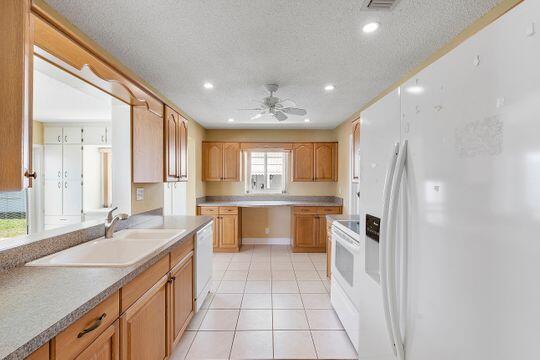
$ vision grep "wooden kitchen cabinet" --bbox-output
[293,142,338,182]
[169,253,194,349]
[198,206,241,252]
[292,143,314,181]
[202,142,240,181]
[164,106,188,182]
[132,106,164,183]
[0,0,33,191]
[120,275,169,360]
[74,321,119,360]
[292,206,342,252]
[26,343,49,360]
[314,142,337,181]
[352,118,360,182]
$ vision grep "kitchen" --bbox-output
[1,0,539,359]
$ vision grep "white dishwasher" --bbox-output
[194,221,213,312]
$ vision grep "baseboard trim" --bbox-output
[242,237,291,245]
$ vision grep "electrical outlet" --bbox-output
[136,187,144,201]
[265,227,270,235]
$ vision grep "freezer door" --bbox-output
[401,1,540,359]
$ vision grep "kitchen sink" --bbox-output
[26,229,186,267]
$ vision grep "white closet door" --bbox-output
[63,145,82,180]
[44,127,63,144]
[44,145,63,180]
[83,126,107,145]
[63,180,82,215]
[44,180,63,215]
[105,126,112,145]
[62,127,82,144]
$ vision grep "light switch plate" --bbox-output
[136,187,144,201]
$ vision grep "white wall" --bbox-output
[111,102,131,215]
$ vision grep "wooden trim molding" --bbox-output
[32,14,163,117]
[240,142,294,151]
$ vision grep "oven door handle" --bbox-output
[387,140,407,360]
[380,142,400,356]
[332,230,361,254]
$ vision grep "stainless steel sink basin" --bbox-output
[26,229,185,267]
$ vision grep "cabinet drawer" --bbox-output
[293,207,319,214]
[44,215,82,225]
[170,235,194,268]
[219,206,238,215]
[52,291,119,360]
[120,256,169,312]
[199,206,219,215]
[318,207,341,214]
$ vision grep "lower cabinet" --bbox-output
[292,207,342,253]
[198,206,242,252]
[120,275,169,360]
[74,321,119,360]
[170,254,194,349]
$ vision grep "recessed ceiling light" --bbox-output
[304,118,311,123]
[203,82,214,89]
[324,84,335,91]
[227,118,235,122]
[362,22,380,34]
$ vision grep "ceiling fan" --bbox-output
[239,84,307,121]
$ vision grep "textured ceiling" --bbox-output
[45,0,501,129]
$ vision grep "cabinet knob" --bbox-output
[24,170,37,179]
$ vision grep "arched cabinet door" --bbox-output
[178,118,188,181]
[292,143,314,181]
[164,106,179,181]
[202,142,223,181]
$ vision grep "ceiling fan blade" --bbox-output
[238,108,264,111]
[274,111,287,121]
[281,107,307,116]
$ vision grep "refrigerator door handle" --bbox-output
[386,140,407,360]
[380,142,400,356]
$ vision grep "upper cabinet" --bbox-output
[293,142,338,182]
[202,142,239,182]
[0,0,33,191]
[164,106,188,182]
[314,142,337,182]
[352,119,360,182]
[132,106,164,183]
[292,143,314,181]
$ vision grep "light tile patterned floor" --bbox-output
[170,244,357,360]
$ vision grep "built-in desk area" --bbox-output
[197,196,342,252]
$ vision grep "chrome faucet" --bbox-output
[105,207,128,238]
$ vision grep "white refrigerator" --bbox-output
[357,1,540,359]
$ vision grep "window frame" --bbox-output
[244,150,289,194]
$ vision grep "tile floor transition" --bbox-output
[170,244,357,360]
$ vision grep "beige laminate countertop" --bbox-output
[0,215,212,360]
[198,200,342,207]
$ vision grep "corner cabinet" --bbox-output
[291,206,342,252]
[293,142,338,182]
[202,142,240,182]
[164,106,188,182]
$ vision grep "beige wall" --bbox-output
[131,182,164,214]
[241,207,291,238]
[334,120,352,215]
[33,121,44,145]
[186,119,206,215]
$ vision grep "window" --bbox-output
[0,190,28,240]
[245,151,288,194]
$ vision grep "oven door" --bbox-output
[331,224,363,305]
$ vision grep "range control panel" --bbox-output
[365,214,381,242]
